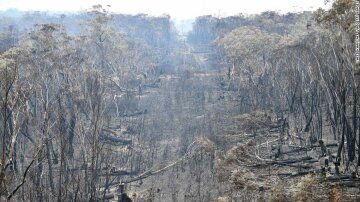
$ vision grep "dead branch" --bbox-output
[7,146,43,200]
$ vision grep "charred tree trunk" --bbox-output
[45,138,55,195]
[43,100,55,196]
[35,152,44,202]
[67,94,76,159]
[58,96,68,201]
[68,113,76,159]
[336,89,347,166]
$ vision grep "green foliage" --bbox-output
[216,26,280,62]
[315,0,355,31]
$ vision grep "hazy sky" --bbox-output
[0,0,328,19]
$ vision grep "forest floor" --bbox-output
[102,46,360,201]
[120,69,360,201]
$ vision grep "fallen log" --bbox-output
[259,169,320,177]
[271,144,338,162]
[100,128,132,145]
[99,170,134,177]
[290,170,317,177]
[331,181,360,187]
[315,143,338,148]
[258,173,293,177]
[274,162,314,169]
[280,147,310,155]
[119,110,147,117]
[249,156,315,167]
[274,156,313,164]
[326,174,357,181]
[303,159,319,164]
[99,134,132,145]
[99,193,114,200]
[272,143,338,154]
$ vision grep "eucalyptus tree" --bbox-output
[0,47,25,200]
[266,0,359,169]
[216,26,281,111]
[314,0,358,166]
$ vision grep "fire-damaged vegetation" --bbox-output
[1,0,360,201]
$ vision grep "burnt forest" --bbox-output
[1,1,360,201]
